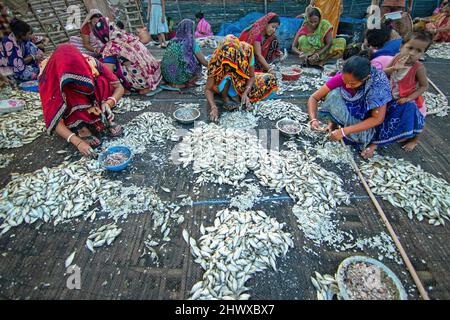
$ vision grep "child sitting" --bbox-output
[194,12,213,38]
[363,31,433,158]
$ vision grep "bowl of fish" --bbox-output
[276,118,302,137]
[98,146,132,172]
[173,107,201,124]
[282,67,302,81]
[336,256,407,300]
[18,80,39,92]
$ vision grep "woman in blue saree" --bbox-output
[307,56,392,158]
[0,19,42,82]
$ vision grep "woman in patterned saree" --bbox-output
[160,19,208,88]
[92,16,162,94]
[205,35,278,122]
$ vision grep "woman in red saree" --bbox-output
[239,12,281,73]
[39,44,124,157]
[426,5,450,42]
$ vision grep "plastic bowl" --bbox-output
[98,146,132,172]
[173,107,201,124]
[19,80,39,92]
[282,68,302,81]
[336,255,407,300]
[276,118,301,137]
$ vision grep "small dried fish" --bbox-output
[184,209,293,300]
[219,111,259,129]
[426,43,450,60]
[423,91,448,117]
[361,156,450,226]
[103,152,129,166]
[0,153,14,169]
[87,223,122,250]
[65,251,76,268]
[114,97,152,114]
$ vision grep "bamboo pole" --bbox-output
[27,1,57,48]
[339,139,430,300]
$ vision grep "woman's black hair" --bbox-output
[342,56,371,81]
[195,12,204,20]
[268,14,280,25]
[366,23,391,49]
[91,13,102,20]
[308,8,321,20]
[402,30,434,51]
[116,21,125,29]
[10,19,31,38]
[343,43,362,60]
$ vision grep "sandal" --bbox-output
[108,124,123,137]
[80,135,102,148]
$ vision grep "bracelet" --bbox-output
[107,96,117,106]
[308,118,318,125]
[67,132,76,143]
[76,140,83,148]
[341,128,346,137]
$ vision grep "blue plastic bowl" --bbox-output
[98,146,132,172]
[19,80,39,92]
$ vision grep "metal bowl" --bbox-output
[336,255,407,300]
[98,146,132,172]
[173,107,201,124]
[276,118,301,137]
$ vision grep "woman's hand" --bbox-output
[101,102,115,122]
[209,106,219,122]
[329,128,345,141]
[308,52,320,63]
[77,140,95,157]
[161,16,165,23]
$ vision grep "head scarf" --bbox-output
[173,19,199,75]
[81,9,102,31]
[239,12,279,46]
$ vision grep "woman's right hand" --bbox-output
[209,106,219,122]
[77,140,95,157]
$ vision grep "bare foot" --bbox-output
[402,139,419,152]
[361,144,377,159]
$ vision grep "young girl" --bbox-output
[194,12,213,38]
[363,31,433,158]
[148,0,169,48]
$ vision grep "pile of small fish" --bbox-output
[0,159,111,235]
[86,223,122,253]
[219,111,260,129]
[197,36,219,49]
[0,90,44,149]
[105,112,176,154]
[308,141,352,165]
[103,152,129,167]
[183,209,293,300]
[255,146,351,247]
[253,99,309,124]
[114,97,152,114]
[426,42,450,60]
[0,153,14,169]
[361,156,450,226]
[423,91,448,117]
[177,123,262,187]
[311,271,340,300]
[229,184,262,211]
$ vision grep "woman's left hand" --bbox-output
[329,128,344,141]
[161,17,165,23]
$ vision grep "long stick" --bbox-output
[339,139,430,300]
[428,77,446,98]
